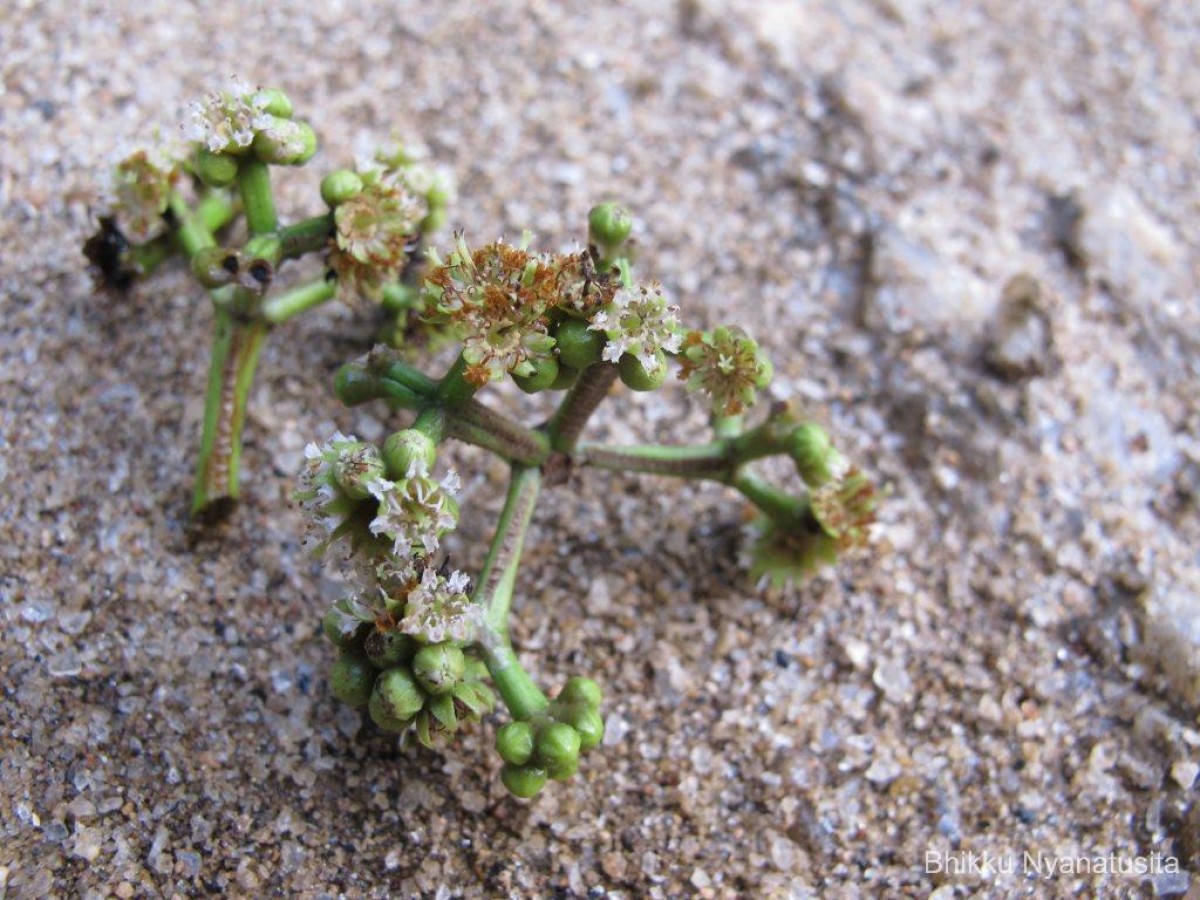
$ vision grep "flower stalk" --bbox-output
[192,309,268,517]
[546,361,618,453]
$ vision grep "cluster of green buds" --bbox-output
[326,604,496,749]
[84,81,452,519]
[495,678,605,797]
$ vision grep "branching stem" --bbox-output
[546,362,618,453]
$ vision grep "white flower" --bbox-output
[366,471,459,556]
[295,432,361,539]
[325,594,381,642]
[98,147,179,243]
[589,282,682,373]
[187,77,273,153]
[399,566,482,644]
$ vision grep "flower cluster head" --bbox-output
[326,556,481,649]
[303,431,493,748]
[589,282,682,375]
[98,148,180,243]
[677,325,773,416]
[188,77,275,153]
[744,424,878,588]
[367,467,460,557]
[424,237,615,386]
[810,468,877,550]
[372,142,454,233]
[294,431,459,566]
[744,515,841,588]
[321,553,492,749]
[325,163,430,302]
[391,561,480,645]
[187,79,303,158]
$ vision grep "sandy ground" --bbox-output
[2,1,1199,897]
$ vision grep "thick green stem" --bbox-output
[712,414,743,439]
[279,214,334,259]
[435,353,479,409]
[237,160,277,236]
[194,191,237,235]
[476,465,542,630]
[484,644,549,721]
[192,308,269,517]
[168,192,217,260]
[412,407,447,444]
[733,472,807,524]
[406,354,480,445]
[382,360,439,398]
[546,361,618,453]
[576,442,730,480]
[334,361,426,409]
[576,414,793,481]
[474,466,547,720]
[262,279,336,324]
[450,400,550,465]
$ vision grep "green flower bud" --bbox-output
[322,609,369,650]
[496,721,535,765]
[254,120,317,166]
[373,666,426,721]
[501,763,547,799]
[512,356,560,394]
[588,203,632,251]
[546,754,580,782]
[548,364,580,391]
[425,175,453,211]
[452,680,495,720]
[565,707,605,751]
[554,318,605,370]
[619,351,668,391]
[789,423,836,488]
[536,722,581,774]
[411,643,465,695]
[289,122,318,165]
[320,169,364,207]
[755,355,775,388]
[332,445,386,500]
[195,147,239,188]
[428,693,458,731]
[329,653,375,709]
[383,429,438,479]
[364,629,416,668]
[251,88,294,119]
[334,361,381,406]
[559,677,602,710]
[368,688,410,732]
[419,207,447,236]
[191,247,239,288]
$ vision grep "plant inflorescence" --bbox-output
[88,82,878,797]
